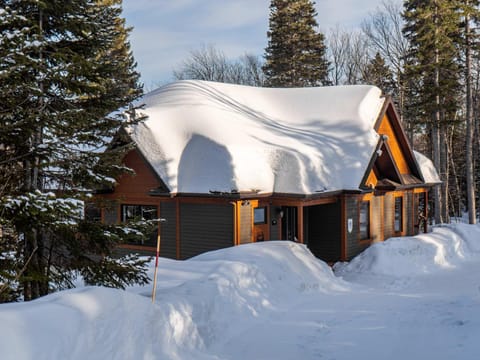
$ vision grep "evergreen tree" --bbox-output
[362,52,396,95]
[263,0,329,87]
[0,0,149,301]
[403,0,462,223]
[460,0,480,224]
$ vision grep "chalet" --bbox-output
[96,80,440,263]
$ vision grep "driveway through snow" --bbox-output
[0,224,479,360]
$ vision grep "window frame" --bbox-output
[120,204,159,247]
[121,204,158,223]
[359,200,371,241]
[394,195,404,234]
[253,206,267,225]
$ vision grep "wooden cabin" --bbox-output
[96,80,440,262]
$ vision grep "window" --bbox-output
[85,203,101,222]
[254,207,267,224]
[394,197,403,233]
[121,205,158,247]
[121,204,158,222]
[359,201,370,240]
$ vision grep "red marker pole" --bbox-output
[151,232,161,302]
[151,218,165,303]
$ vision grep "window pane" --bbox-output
[395,197,403,232]
[121,205,157,222]
[359,201,370,240]
[254,207,266,224]
[85,203,101,222]
[121,204,158,247]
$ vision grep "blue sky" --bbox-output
[122,0,387,89]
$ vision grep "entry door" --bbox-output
[281,206,297,241]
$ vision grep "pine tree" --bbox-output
[362,52,396,95]
[0,0,149,301]
[403,0,462,223]
[460,0,480,224]
[263,0,329,87]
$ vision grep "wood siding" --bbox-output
[345,196,366,260]
[383,193,395,240]
[160,201,177,259]
[270,206,281,240]
[406,192,414,235]
[114,149,162,197]
[179,202,234,259]
[239,202,253,244]
[377,115,411,175]
[305,203,341,263]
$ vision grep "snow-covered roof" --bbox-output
[414,151,441,184]
[127,80,423,194]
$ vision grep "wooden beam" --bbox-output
[297,205,304,244]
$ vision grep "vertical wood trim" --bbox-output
[157,203,161,256]
[233,201,239,246]
[411,190,415,235]
[250,200,259,242]
[250,202,255,242]
[264,204,270,241]
[424,191,429,233]
[381,195,385,241]
[176,198,180,260]
[279,213,283,240]
[340,195,347,261]
[297,206,304,244]
[117,203,121,224]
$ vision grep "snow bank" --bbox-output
[0,241,346,360]
[140,242,347,349]
[2,227,480,359]
[129,80,385,194]
[335,223,480,280]
[0,286,209,360]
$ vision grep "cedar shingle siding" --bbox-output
[383,194,395,239]
[239,203,252,244]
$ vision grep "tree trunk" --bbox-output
[23,5,45,301]
[432,122,443,224]
[440,122,449,222]
[465,4,476,224]
[433,7,443,224]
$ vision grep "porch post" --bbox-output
[297,205,304,243]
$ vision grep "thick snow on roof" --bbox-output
[414,151,441,184]
[129,80,386,194]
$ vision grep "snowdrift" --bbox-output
[1,226,480,359]
[335,223,480,279]
[0,241,345,360]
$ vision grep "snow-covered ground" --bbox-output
[1,223,480,360]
